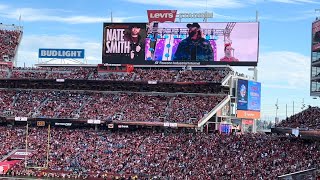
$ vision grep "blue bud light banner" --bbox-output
[39,49,85,59]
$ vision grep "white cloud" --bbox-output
[17,34,102,66]
[0,4,140,24]
[235,51,311,119]
[236,51,310,91]
[122,0,244,9]
[257,51,310,90]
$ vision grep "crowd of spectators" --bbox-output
[133,69,178,82]
[122,94,170,122]
[0,127,319,179]
[0,70,8,78]
[92,72,134,81]
[168,95,225,124]
[278,106,320,129]
[0,29,22,62]
[0,90,17,117]
[47,67,95,80]
[10,67,96,80]
[11,71,48,79]
[79,93,127,121]
[11,90,48,117]
[0,90,225,124]
[177,69,230,83]
[36,91,90,119]
[1,67,231,83]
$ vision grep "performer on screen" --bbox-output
[173,23,213,61]
[220,42,239,62]
[124,24,144,60]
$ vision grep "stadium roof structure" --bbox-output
[149,22,236,41]
[37,58,86,65]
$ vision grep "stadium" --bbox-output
[0,3,319,180]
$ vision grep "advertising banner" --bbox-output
[237,79,248,110]
[247,81,261,111]
[39,49,85,59]
[237,110,260,119]
[242,119,254,125]
[237,79,261,112]
[102,22,259,66]
[0,160,20,175]
[147,10,177,23]
[102,23,147,64]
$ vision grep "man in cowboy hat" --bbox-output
[173,23,213,61]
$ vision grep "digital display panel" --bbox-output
[102,22,259,66]
[312,20,320,51]
[237,79,261,112]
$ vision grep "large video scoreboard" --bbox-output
[310,19,320,97]
[102,22,259,66]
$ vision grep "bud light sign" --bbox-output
[39,49,85,59]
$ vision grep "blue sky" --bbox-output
[0,0,319,121]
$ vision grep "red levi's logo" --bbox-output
[147,10,177,23]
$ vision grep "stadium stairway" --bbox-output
[87,71,94,79]
[164,96,175,120]
[6,70,11,78]
[53,104,63,118]
[174,72,180,82]
[31,97,51,118]
[76,97,90,115]
[0,149,18,162]
[197,95,231,127]
[130,73,136,81]
[11,92,19,107]
[45,71,52,79]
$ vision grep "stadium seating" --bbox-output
[0,90,226,124]
[0,127,319,179]
[10,67,96,80]
[4,67,231,83]
[177,69,230,83]
[278,106,320,129]
[0,70,7,78]
[0,29,22,62]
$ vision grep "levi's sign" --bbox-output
[147,10,177,23]
[39,48,85,59]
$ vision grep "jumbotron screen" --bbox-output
[237,79,261,111]
[312,20,320,52]
[102,22,259,66]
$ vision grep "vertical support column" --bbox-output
[253,119,257,133]
[46,124,51,169]
[253,66,258,81]
[24,122,28,168]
